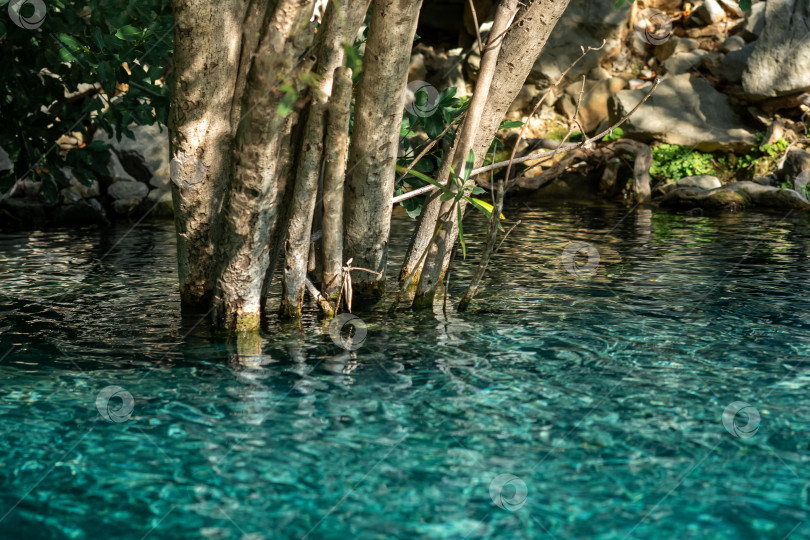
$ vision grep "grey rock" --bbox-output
[145,188,174,218]
[719,0,744,18]
[19,179,41,197]
[107,180,148,201]
[782,149,810,180]
[678,175,722,190]
[663,50,708,74]
[660,181,810,210]
[720,35,746,53]
[753,175,779,186]
[95,123,170,186]
[654,37,700,63]
[696,0,727,24]
[721,42,755,83]
[530,0,631,86]
[112,197,143,216]
[742,2,766,39]
[105,152,137,183]
[60,188,83,205]
[408,53,427,83]
[68,174,100,199]
[742,0,810,96]
[608,74,755,152]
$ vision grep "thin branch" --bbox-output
[471,78,661,177]
[467,0,484,55]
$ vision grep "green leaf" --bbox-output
[92,27,106,50]
[739,0,751,10]
[466,197,505,219]
[58,47,77,63]
[457,206,466,259]
[471,186,486,195]
[463,150,474,181]
[57,33,83,51]
[440,191,454,202]
[498,120,524,130]
[115,25,141,41]
[395,165,447,193]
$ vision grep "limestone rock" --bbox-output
[145,188,174,218]
[660,181,810,210]
[742,0,810,97]
[608,74,755,152]
[663,50,708,74]
[530,0,631,87]
[741,1,766,39]
[781,149,810,181]
[678,175,722,190]
[107,180,148,201]
[721,42,755,83]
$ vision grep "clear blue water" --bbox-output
[2,204,810,539]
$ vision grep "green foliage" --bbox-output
[0,0,173,201]
[733,136,789,175]
[395,86,468,218]
[396,148,504,257]
[601,127,624,142]
[650,144,716,181]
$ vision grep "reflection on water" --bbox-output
[1,204,810,539]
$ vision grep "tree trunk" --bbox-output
[412,0,517,309]
[401,0,571,305]
[280,0,370,319]
[322,66,354,298]
[168,0,249,309]
[343,0,424,302]
[213,1,317,330]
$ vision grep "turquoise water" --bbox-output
[1,204,810,539]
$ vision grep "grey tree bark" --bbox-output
[213,1,317,330]
[280,0,370,318]
[322,67,354,298]
[169,0,250,309]
[401,0,571,305]
[343,0,425,301]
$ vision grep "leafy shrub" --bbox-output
[0,0,172,201]
[650,143,716,181]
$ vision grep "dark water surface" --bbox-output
[2,203,810,539]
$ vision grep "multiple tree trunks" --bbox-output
[168,0,580,329]
[401,0,572,307]
[281,0,370,318]
[343,0,425,302]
